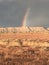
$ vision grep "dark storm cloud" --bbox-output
[0,0,49,27]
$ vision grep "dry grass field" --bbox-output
[0,27,49,65]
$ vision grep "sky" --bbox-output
[0,0,49,27]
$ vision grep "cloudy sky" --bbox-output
[0,0,49,27]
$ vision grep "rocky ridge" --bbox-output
[0,27,49,65]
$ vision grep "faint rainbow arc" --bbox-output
[22,8,30,27]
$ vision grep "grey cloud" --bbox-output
[0,0,49,27]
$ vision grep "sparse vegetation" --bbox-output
[0,27,49,65]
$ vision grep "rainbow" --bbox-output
[22,8,30,27]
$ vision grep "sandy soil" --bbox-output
[0,27,49,65]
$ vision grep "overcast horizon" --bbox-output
[0,0,49,27]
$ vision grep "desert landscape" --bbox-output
[0,27,49,65]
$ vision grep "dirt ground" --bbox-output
[0,27,49,65]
